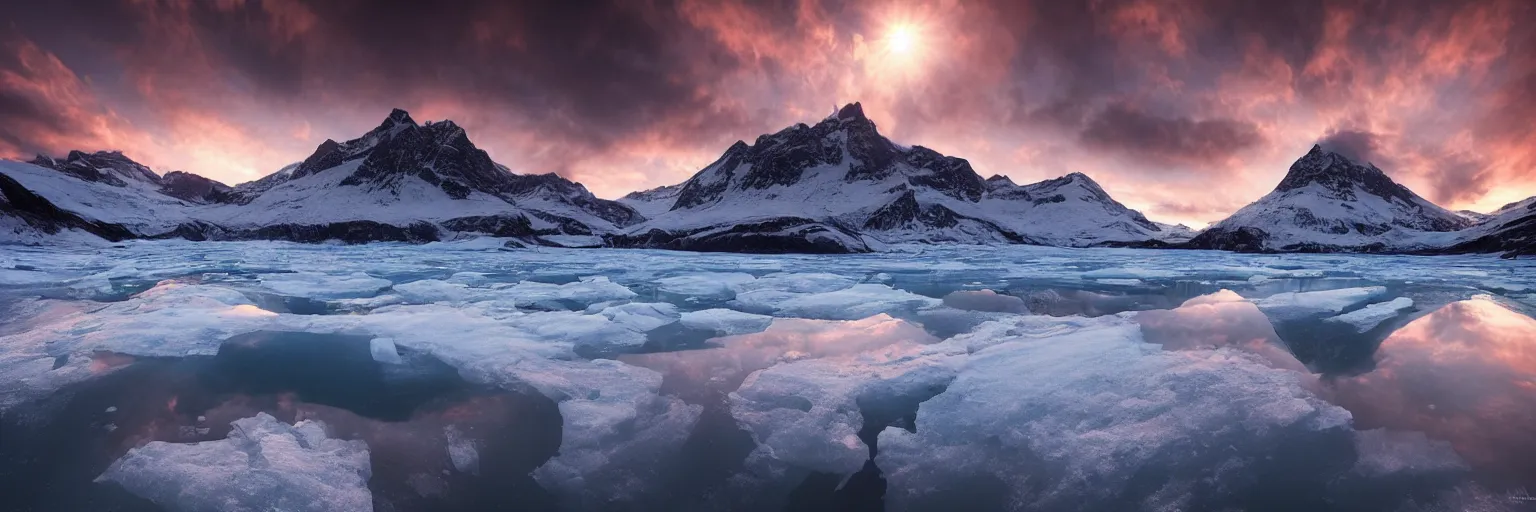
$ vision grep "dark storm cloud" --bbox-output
[2,0,758,150]
[0,0,1532,222]
[1316,129,1385,166]
[1080,103,1264,167]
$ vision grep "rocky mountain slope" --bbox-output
[1187,145,1472,252]
[5,105,1532,258]
[1439,197,1536,258]
[1,110,641,245]
[611,103,1182,252]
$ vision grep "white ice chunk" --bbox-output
[1324,297,1414,333]
[0,281,279,373]
[393,279,497,304]
[655,272,758,297]
[257,272,391,299]
[65,274,114,299]
[97,413,372,512]
[505,276,638,308]
[876,314,1350,511]
[522,359,702,509]
[1079,267,1182,280]
[734,272,856,294]
[772,284,941,320]
[598,302,681,332]
[730,331,965,480]
[506,310,650,350]
[679,308,773,335]
[369,337,402,365]
[1253,286,1388,321]
[444,271,492,286]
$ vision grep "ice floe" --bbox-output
[677,308,773,335]
[1254,286,1388,321]
[655,272,758,297]
[97,412,372,512]
[258,272,392,299]
[1324,297,1415,333]
[877,313,1351,511]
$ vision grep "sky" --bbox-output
[1,0,1533,227]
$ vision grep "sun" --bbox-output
[884,23,915,54]
[887,24,918,55]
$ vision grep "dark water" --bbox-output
[0,331,906,512]
[0,332,563,512]
[4,279,1536,511]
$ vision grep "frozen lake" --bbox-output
[2,240,1535,511]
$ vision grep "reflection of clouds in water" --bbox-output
[623,314,939,401]
[1332,298,1536,480]
[1136,290,1311,374]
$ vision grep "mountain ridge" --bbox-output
[2,104,1530,257]
[612,102,1181,252]
[1186,144,1473,252]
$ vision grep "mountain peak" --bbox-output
[1276,144,1407,204]
[836,102,866,121]
[1064,171,1095,184]
[385,108,416,127]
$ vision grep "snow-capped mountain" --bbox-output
[5,106,1530,257]
[620,184,683,219]
[2,153,198,239]
[200,109,642,242]
[1187,145,1473,252]
[1441,196,1536,258]
[0,110,641,245]
[29,150,163,187]
[611,103,1180,252]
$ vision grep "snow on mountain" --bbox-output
[612,102,1177,252]
[5,107,1528,257]
[29,150,163,187]
[0,158,195,238]
[620,184,683,219]
[1188,145,1472,252]
[0,110,642,245]
[1441,196,1536,258]
[204,109,641,239]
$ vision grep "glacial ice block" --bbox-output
[679,308,774,335]
[1253,286,1388,321]
[1324,297,1414,333]
[97,412,372,512]
[876,314,1351,511]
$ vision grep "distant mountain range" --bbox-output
[1,104,1531,258]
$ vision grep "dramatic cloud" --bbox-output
[0,0,1532,226]
[1081,103,1265,168]
[1315,129,1384,166]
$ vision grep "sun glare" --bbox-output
[888,24,917,55]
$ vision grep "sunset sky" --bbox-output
[1,0,1532,227]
